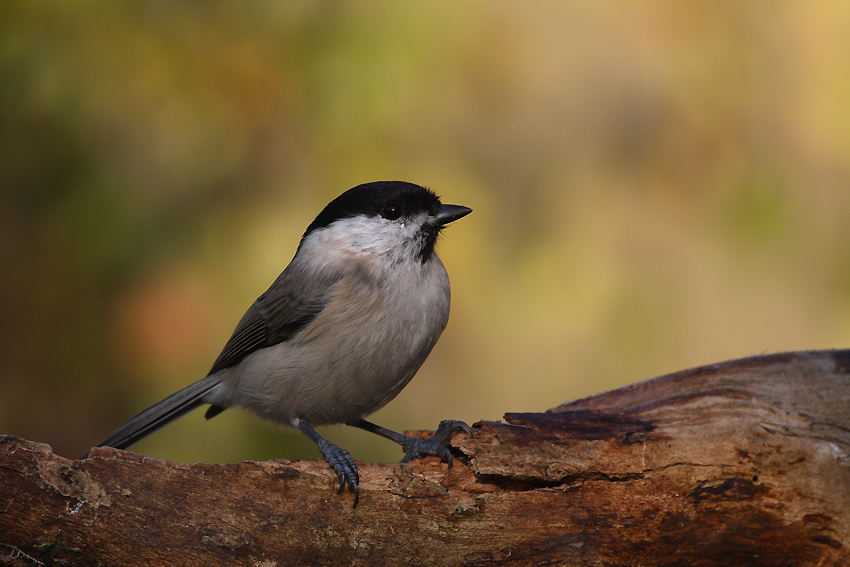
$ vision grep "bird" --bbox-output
[82,180,472,506]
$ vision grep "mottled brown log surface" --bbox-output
[2,350,850,566]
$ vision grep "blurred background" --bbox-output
[2,1,850,465]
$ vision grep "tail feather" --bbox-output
[82,375,222,459]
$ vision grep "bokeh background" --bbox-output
[3,1,850,465]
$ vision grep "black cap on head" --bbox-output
[302,181,442,238]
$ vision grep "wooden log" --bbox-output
[1,350,849,566]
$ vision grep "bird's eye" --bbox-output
[382,203,402,220]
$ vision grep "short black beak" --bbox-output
[436,204,472,226]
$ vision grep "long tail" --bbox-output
[82,375,222,459]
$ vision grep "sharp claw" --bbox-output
[317,438,360,506]
[400,420,471,466]
[434,420,472,442]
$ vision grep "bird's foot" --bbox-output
[315,437,360,507]
[399,420,472,466]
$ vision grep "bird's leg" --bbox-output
[347,418,471,465]
[295,420,360,507]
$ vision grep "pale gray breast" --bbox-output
[223,255,451,426]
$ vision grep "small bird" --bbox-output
[83,181,471,506]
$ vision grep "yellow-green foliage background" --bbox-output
[3,2,850,464]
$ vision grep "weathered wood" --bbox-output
[2,350,849,566]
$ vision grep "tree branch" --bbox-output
[2,350,849,566]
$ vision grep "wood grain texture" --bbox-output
[2,350,849,566]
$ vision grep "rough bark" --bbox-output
[2,350,849,566]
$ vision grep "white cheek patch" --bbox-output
[300,214,429,265]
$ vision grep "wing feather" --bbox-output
[205,268,336,376]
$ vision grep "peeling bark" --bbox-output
[2,350,849,566]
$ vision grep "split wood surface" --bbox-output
[2,350,849,566]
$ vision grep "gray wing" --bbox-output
[202,268,336,420]
[206,269,335,376]
[83,267,338,456]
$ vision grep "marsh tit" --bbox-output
[83,181,472,506]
